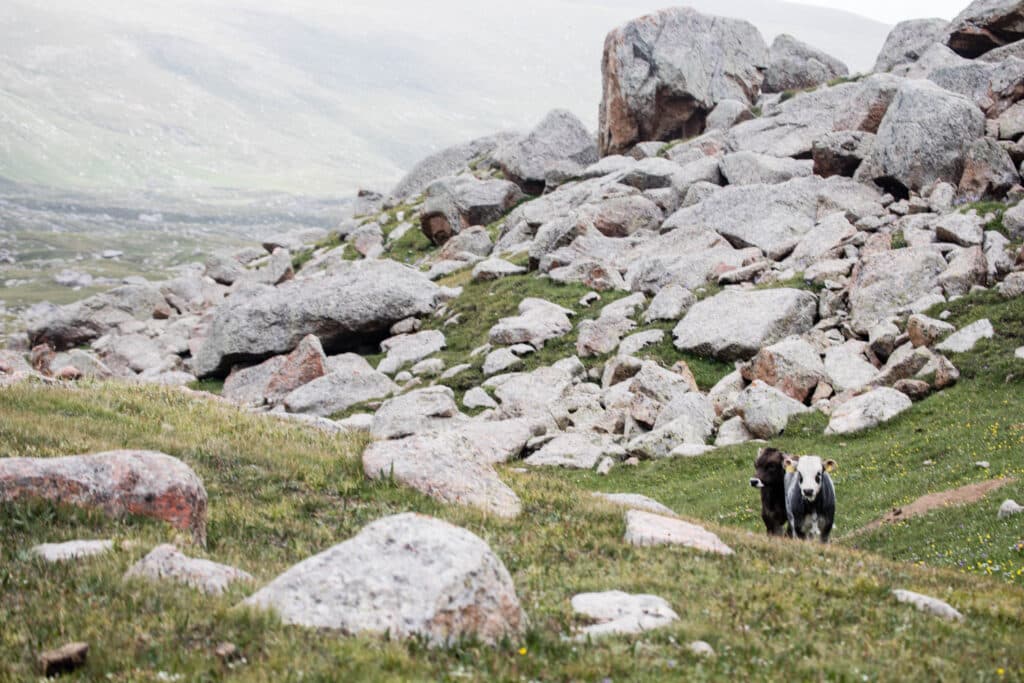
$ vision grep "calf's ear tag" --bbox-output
[824,460,838,473]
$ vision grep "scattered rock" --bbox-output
[243,513,526,644]
[624,510,734,555]
[283,354,397,417]
[643,285,696,323]
[688,641,716,657]
[125,544,253,595]
[935,319,994,353]
[593,492,676,517]
[892,589,964,621]
[764,34,848,93]
[598,7,768,155]
[489,298,573,349]
[0,451,207,545]
[31,540,114,563]
[734,380,810,439]
[825,388,912,435]
[370,386,463,440]
[495,109,598,194]
[674,289,818,361]
[472,258,527,282]
[363,433,520,517]
[571,591,679,638]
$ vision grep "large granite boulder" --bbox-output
[193,261,438,377]
[673,289,818,361]
[419,175,525,245]
[598,7,768,155]
[388,133,518,202]
[493,109,598,194]
[847,248,949,334]
[28,284,168,351]
[243,513,526,645]
[763,34,848,93]
[859,79,985,196]
[662,176,883,260]
[874,19,951,72]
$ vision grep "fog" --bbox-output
[1,0,901,196]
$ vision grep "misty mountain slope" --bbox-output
[0,0,889,196]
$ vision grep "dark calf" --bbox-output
[749,447,789,537]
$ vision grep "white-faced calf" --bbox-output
[783,454,837,543]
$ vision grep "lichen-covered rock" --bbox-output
[874,19,951,72]
[733,380,811,439]
[847,248,949,335]
[571,591,679,638]
[674,289,818,361]
[764,34,848,93]
[744,336,827,403]
[494,109,597,194]
[0,451,207,545]
[283,354,397,417]
[420,175,525,245]
[194,261,438,377]
[363,434,520,518]
[243,513,526,644]
[598,7,768,155]
[859,80,985,195]
[624,510,733,555]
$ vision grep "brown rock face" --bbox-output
[0,451,208,545]
[947,1,1024,58]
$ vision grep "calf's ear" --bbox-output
[824,459,838,473]
[783,455,799,473]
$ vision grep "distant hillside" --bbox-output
[0,0,890,196]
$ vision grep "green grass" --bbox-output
[1,379,1023,681]
[3,282,1024,680]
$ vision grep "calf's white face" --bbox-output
[784,455,836,502]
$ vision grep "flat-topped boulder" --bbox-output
[194,261,438,377]
[243,513,526,644]
[28,284,168,351]
[572,591,679,638]
[0,451,207,545]
[847,248,949,335]
[624,510,734,555]
[673,289,818,361]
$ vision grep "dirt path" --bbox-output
[842,478,1016,540]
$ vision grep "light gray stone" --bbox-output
[371,387,464,440]
[874,19,951,72]
[125,544,253,595]
[489,298,573,349]
[571,591,679,638]
[32,540,113,563]
[764,34,848,93]
[892,589,964,621]
[674,289,818,361]
[643,285,696,323]
[378,331,447,376]
[936,319,994,353]
[848,248,949,335]
[495,109,598,193]
[592,492,676,517]
[825,388,913,435]
[624,510,734,555]
[284,355,397,417]
[734,380,811,439]
[243,513,526,644]
[598,7,768,155]
[363,435,520,518]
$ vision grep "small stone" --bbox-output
[976,461,991,469]
[892,589,963,622]
[580,292,601,307]
[998,499,1023,520]
[624,457,640,467]
[38,642,89,677]
[464,387,498,410]
[31,540,113,563]
[1015,347,1024,360]
[572,591,679,638]
[688,641,715,657]
[596,457,615,476]
[124,545,254,595]
[215,642,242,665]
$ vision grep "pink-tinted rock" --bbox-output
[0,451,208,545]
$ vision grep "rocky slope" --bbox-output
[2,0,1024,675]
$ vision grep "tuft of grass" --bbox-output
[891,229,908,249]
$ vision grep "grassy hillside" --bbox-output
[1,288,1023,681]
